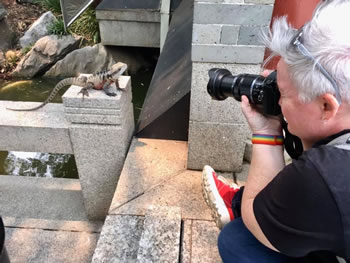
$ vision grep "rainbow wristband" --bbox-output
[252,134,284,145]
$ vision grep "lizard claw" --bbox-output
[78,88,89,100]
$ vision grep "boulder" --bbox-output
[12,35,81,78]
[19,11,57,48]
[0,3,6,21]
[44,43,115,77]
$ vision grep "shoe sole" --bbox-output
[202,165,231,229]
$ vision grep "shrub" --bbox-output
[34,0,62,15]
[48,18,68,36]
[69,7,100,44]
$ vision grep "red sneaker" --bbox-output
[202,165,240,229]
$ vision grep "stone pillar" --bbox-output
[188,0,275,172]
[62,76,134,220]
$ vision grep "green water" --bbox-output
[0,68,153,178]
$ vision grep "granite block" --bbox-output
[0,176,88,222]
[110,170,213,221]
[192,44,265,63]
[65,112,122,125]
[137,206,181,263]
[191,220,221,263]
[96,9,160,23]
[70,124,129,219]
[92,215,144,262]
[3,216,102,233]
[195,0,244,2]
[99,20,160,47]
[187,121,248,171]
[194,3,273,25]
[190,62,261,124]
[193,24,222,44]
[0,101,73,154]
[180,220,192,263]
[220,25,240,44]
[64,107,120,115]
[6,227,98,263]
[109,138,187,211]
[238,25,268,45]
[245,0,274,4]
[62,76,131,109]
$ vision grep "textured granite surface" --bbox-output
[137,206,181,262]
[92,215,144,262]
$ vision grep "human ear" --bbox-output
[320,93,339,121]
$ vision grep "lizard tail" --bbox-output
[6,77,78,111]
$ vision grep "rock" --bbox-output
[12,35,81,78]
[19,11,57,48]
[0,3,7,21]
[44,43,115,78]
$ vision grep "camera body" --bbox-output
[207,68,281,116]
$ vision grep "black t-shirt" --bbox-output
[253,131,350,262]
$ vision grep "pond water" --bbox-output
[0,68,153,178]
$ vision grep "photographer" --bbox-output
[202,0,350,262]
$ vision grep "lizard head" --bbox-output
[76,75,88,84]
[109,62,128,81]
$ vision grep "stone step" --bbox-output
[92,206,182,262]
[0,175,90,221]
[4,217,100,263]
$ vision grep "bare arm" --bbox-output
[240,95,285,251]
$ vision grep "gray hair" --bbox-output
[263,0,350,103]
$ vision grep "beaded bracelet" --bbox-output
[252,134,284,145]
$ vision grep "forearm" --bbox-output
[241,143,285,251]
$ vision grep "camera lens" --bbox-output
[207,68,265,104]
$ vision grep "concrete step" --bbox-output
[0,175,90,221]
[4,217,101,263]
[0,175,103,262]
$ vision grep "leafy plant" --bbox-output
[48,18,68,36]
[69,7,100,44]
[33,0,62,15]
[21,46,32,56]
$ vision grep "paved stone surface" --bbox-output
[0,175,89,221]
[191,220,221,263]
[110,138,187,211]
[110,170,212,221]
[92,215,144,262]
[137,206,181,262]
[5,227,98,263]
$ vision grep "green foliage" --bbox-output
[34,0,62,15]
[21,46,32,56]
[69,8,100,44]
[48,18,68,36]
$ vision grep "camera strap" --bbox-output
[282,120,304,159]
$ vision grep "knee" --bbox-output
[218,222,242,261]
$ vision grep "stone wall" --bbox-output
[188,0,275,172]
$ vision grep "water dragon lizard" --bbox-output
[6,62,128,111]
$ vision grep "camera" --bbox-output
[207,68,281,116]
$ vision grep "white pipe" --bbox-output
[160,0,171,51]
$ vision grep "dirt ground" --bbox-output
[0,0,46,79]
[1,0,46,43]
